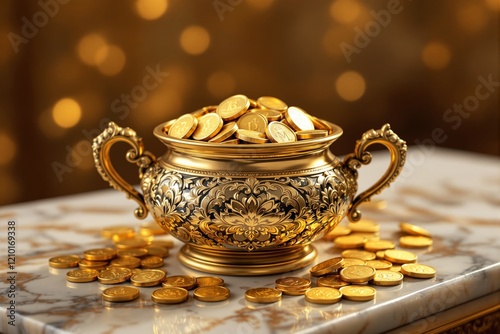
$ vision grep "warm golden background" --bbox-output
[0,0,498,205]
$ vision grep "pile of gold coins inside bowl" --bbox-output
[164,94,333,144]
[48,223,230,304]
[48,211,436,305]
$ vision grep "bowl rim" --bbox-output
[152,117,343,159]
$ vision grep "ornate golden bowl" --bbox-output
[93,121,406,275]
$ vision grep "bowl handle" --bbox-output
[92,122,156,219]
[343,123,407,222]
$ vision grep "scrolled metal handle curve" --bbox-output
[92,122,156,219]
[343,123,407,222]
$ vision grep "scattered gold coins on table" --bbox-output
[164,94,333,144]
[50,214,436,306]
[48,222,231,304]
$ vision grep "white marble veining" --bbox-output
[1,147,499,334]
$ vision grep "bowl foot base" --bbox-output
[178,244,317,276]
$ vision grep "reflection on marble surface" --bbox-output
[0,147,499,334]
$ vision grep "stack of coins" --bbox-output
[165,94,333,144]
[275,277,312,295]
[49,224,230,304]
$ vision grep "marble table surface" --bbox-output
[1,147,499,334]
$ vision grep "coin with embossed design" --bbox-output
[49,255,81,268]
[193,286,230,302]
[163,275,197,290]
[256,96,288,111]
[339,285,376,301]
[168,114,198,139]
[66,269,99,283]
[131,269,166,286]
[304,287,342,304]
[102,286,140,302]
[151,287,189,304]
[371,270,403,286]
[237,112,268,133]
[401,263,436,278]
[192,113,223,141]
[245,287,282,303]
[340,265,376,283]
[284,106,314,131]
[216,94,250,121]
[266,121,297,143]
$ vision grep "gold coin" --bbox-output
[208,122,238,143]
[98,267,133,284]
[235,129,268,144]
[339,285,376,301]
[296,130,329,140]
[399,236,433,248]
[237,112,268,133]
[371,270,404,286]
[341,249,376,261]
[342,257,367,268]
[83,248,116,261]
[275,277,311,290]
[48,255,81,268]
[193,286,230,302]
[334,235,367,249]
[349,232,379,242]
[399,222,432,238]
[131,269,166,287]
[265,121,297,143]
[390,265,402,272]
[340,265,376,283]
[376,250,386,259]
[216,94,250,121]
[309,257,344,277]
[284,106,314,131]
[146,246,169,258]
[139,221,167,236]
[220,138,240,144]
[66,269,99,283]
[245,287,282,303]
[163,275,197,290]
[102,286,140,302]
[249,98,258,108]
[317,274,350,288]
[78,259,109,271]
[192,113,224,141]
[149,239,175,249]
[109,256,141,269]
[151,287,189,304]
[116,248,148,258]
[168,114,198,139]
[114,237,149,249]
[323,225,351,240]
[101,226,135,240]
[304,287,342,304]
[384,249,418,264]
[364,240,396,252]
[347,219,380,233]
[310,115,333,132]
[253,109,283,121]
[196,276,224,287]
[256,96,288,111]
[401,263,436,278]
[365,259,393,270]
[140,255,164,269]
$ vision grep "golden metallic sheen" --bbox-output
[317,274,350,288]
[399,222,432,238]
[384,249,418,264]
[92,93,407,276]
[257,96,287,111]
[131,269,166,286]
[245,287,282,303]
[83,248,116,261]
[236,112,268,133]
[98,267,133,284]
[163,275,197,290]
[341,249,376,261]
[168,114,198,139]
[340,265,376,283]
[66,269,99,283]
[102,286,140,302]
[304,287,342,304]
[339,285,376,301]
[193,286,230,302]
[309,257,344,277]
[399,236,433,248]
[401,263,436,278]
[48,255,81,268]
[266,121,297,143]
[151,287,189,304]
[371,270,403,286]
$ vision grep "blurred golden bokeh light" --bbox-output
[95,45,127,76]
[335,71,366,102]
[77,33,107,66]
[0,133,16,166]
[456,3,488,33]
[180,25,210,55]
[135,0,168,20]
[52,98,82,129]
[330,0,363,24]
[421,42,451,70]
